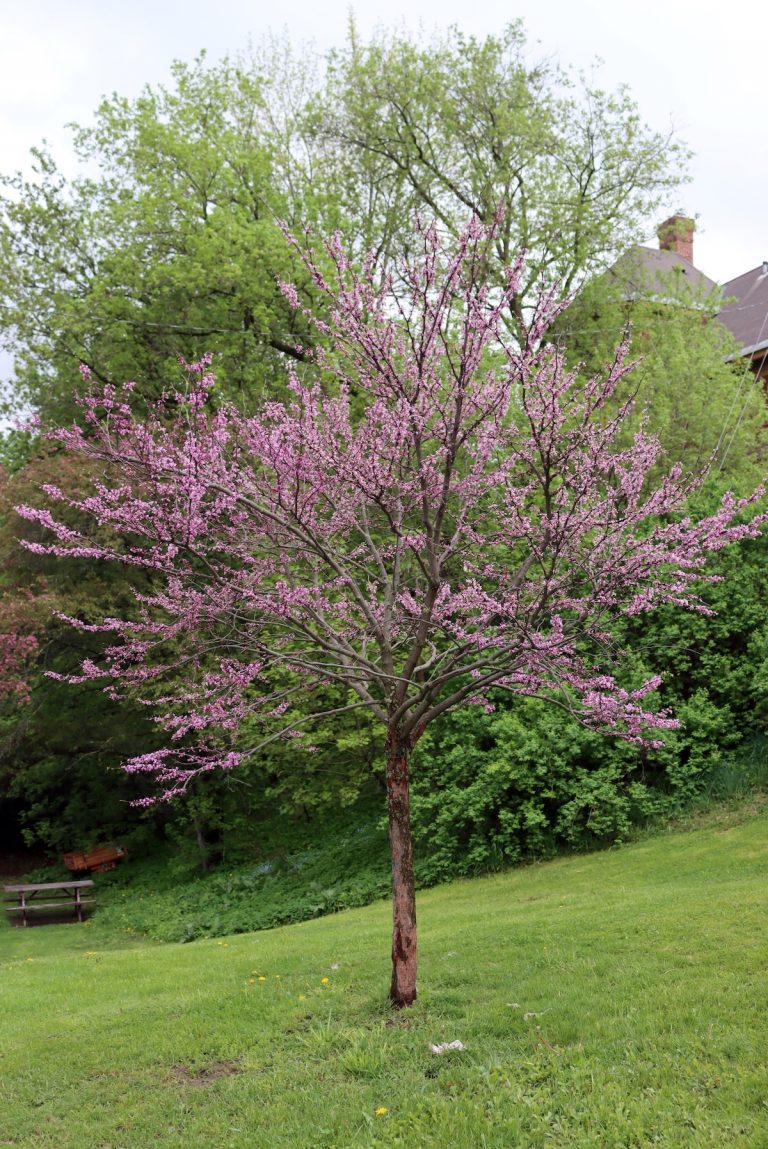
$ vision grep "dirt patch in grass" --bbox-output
[168,1059,244,1087]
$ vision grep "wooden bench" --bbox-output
[3,880,95,927]
[63,844,127,874]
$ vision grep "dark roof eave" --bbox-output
[725,338,768,362]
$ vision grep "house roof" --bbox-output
[609,245,719,305]
[717,265,768,358]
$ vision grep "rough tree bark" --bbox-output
[385,724,418,1008]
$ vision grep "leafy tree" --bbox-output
[0,52,329,846]
[18,220,765,1006]
[0,610,38,703]
[0,55,316,425]
[556,266,768,490]
[0,465,49,704]
[0,22,691,427]
[315,20,690,334]
[0,452,164,852]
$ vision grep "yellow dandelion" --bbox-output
[298,994,306,1001]
[320,977,330,985]
[375,1107,388,1117]
[258,976,267,982]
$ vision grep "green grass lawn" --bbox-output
[2,805,768,1148]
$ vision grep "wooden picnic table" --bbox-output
[3,880,95,927]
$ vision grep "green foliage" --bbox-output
[318,21,689,326]
[0,452,165,851]
[92,796,390,943]
[557,269,768,490]
[0,55,313,425]
[236,680,384,815]
[0,24,692,429]
[410,698,654,883]
[411,522,768,882]
[0,665,158,852]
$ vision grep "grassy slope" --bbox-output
[88,802,392,944]
[1,806,768,1148]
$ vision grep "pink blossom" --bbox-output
[16,216,767,792]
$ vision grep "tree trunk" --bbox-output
[385,724,418,1007]
[192,816,211,872]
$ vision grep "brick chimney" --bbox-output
[657,215,695,264]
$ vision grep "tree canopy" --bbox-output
[0,23,691,426]
[316,21,689,331]
[0,56,315,425]
[557,265,768,489]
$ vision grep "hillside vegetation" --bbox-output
[2,803,767,1148]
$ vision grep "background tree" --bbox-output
[556,265,768,489]
[0,463,51,705]
[0,453,163,853]
[315,20,689,334]
[0,23,691,428]
[18,220,764,1005]
[0,55,319,426]
[0,51,329,849]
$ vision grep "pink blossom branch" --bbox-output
[17,216,767,792]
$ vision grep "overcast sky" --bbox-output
[0,0,764,286]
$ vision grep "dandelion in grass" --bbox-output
[258,976,267,982]
[375,1107,388,1117]
[321,977,330,985]
[298,994,306,1001]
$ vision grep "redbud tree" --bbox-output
[17,219,765,1007]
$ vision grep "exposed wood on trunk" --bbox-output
[386,725,418,1008]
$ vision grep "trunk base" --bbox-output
[386,725,418,1008]
[389,983,417,1009]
